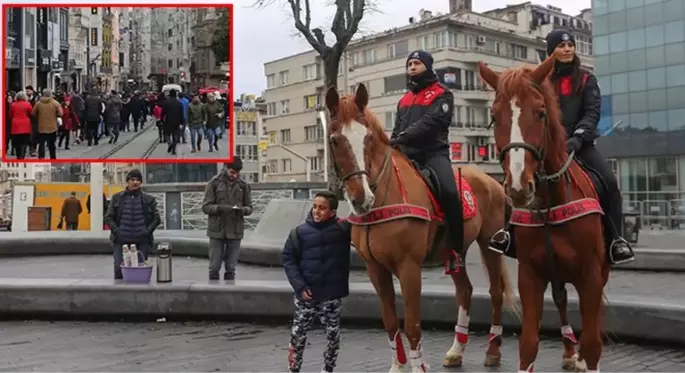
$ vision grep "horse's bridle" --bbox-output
[328,113,392,192]
[490,82,574,184]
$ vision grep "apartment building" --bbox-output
[233,95,262,183]
[0,162,42,194]
[149,8,193,91]
[189,8,226,91]
[262,2,593,182]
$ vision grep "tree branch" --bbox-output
[337,0,364,47]
[287,0,325,54]
[331,0,346,40]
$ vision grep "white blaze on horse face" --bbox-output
[508,99,526,192]
[341,120,375,213]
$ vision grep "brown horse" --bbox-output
[325,84,518,372]
[478,55,610,373]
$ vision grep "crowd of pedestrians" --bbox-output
[5,86,230,159]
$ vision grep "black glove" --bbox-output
[390,132,407,146]
[567,136,583,154]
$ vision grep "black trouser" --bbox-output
[37,131,57,159]
[576,145,622,240]
[132,116,141,131]
[11,134,30,159]
[57,128,70,148]
[4,126,11,153]
[165,127,180,153]
[86,120,100,145]
[414,152,464,254]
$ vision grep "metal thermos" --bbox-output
[156,242,172,283]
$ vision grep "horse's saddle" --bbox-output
[410,160,442,198]
[575,158,608,201]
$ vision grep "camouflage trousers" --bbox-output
[288,297,342,372]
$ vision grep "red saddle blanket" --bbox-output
[425,173,478,222]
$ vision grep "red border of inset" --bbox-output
[1,3,234,164]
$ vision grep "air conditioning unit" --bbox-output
[477,36,486,44]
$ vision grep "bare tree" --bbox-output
[255,0,371,194]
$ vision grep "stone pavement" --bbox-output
[0,321,682,372]
[0,255,683,301]
[145,128,230,159]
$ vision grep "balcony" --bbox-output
[456,85,493,101]
[452,123,491,138]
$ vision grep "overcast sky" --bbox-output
[234,0,591,95]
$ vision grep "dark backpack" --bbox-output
[288,219,348,262]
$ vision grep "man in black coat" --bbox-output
[160,89,186,155]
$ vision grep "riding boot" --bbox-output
[489,204,512,254]
[444,198,465,274]
[605,195,635,265]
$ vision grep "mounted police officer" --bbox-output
[489,29,635,265]
[390,50,464,272]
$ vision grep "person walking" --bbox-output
[8,91,33,159]
[59,191,83,230]
[204,93,223,152]
[188,95,207,153]
[57,98,79,150]
[104,169,161,280]
[5,91,15,156]
[32,88,62,159]
[282,191,352,373]
[106,90,123,144]
[83,90,104,146]
[201,157,252,281]
[160,89,185,155]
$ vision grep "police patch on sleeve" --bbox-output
[441,102,449,113]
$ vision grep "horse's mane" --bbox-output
[338,95,390,146]
[498,67,567,165]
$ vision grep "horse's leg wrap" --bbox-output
[389,330,407,370]
[409,339,428,373]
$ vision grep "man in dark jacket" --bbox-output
[390,50,464,273]
[282,191,351,373]
[201,157,253,280]
[104,169,162,279]
[83,90,104,146]
[160,89,186,155]
[129,93,146,131]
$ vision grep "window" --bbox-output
[236,144,258,160]
[168,43,172,51]
[509,43,528,60]
[280,129,291,143]
[305,125,323,140]
[384,112,396,130]
[304,94,320,110]
[268,130,277,144]
[266,102,276,116]
[281,159,292,173]
[450,143,462,161]
[609,32,627,53]
[237,121,257,136]
[267,160,277,173]
[308,156,321,171]
[168,29,173,37]
[168,59,173,68]
[363,49,376,64]
[464,70,476,90]
[575,35,592,56]
[279,99,290,114]
[279,70,289,85]
[266,74,275,88]
[387,39,409,59]
[384,74,407,93]
[303,63,318,80]
[434,31,448,49]
[645,25,664,47]
[417,35,432,50]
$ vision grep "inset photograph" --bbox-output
[3,5,233,162]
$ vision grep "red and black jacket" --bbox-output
[556,71,601,144]
[391,81,454,157]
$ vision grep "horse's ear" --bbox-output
[530,54,557,85]
[478,62,499,90]
[355,83,369,111]
[325,86,339,113]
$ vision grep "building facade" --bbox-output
[593,0,685,228]
[233,96,262,183]
[262,2,593,182]
[190,8,226,91]
[130,8,152,89]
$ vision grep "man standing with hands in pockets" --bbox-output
[201,157,252,281]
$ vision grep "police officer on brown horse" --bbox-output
[390,50,465,272]
[489,29,635,265]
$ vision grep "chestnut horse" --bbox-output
[325,84,518,372]
[478,56,610,373]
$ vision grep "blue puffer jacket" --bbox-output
[282,212,351,301]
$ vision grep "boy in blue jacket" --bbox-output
[282,191,352,373]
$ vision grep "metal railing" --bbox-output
[622,192,685,230]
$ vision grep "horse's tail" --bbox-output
[480,250,522,321]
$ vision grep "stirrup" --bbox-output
[488,229,511,254]
[608,237,635,265]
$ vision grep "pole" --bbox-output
[86,44,90,91]
[19,8,26,89]
[90,162,104,233]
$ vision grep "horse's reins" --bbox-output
[490,81,577,303]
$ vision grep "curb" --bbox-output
[0,278,682,345]
[0,231,684,271]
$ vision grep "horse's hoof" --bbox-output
[562,353,579,371]
[484,354,501,367]
[389,363,405,372]
[442,354,463,367]
[573,358,588,372]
